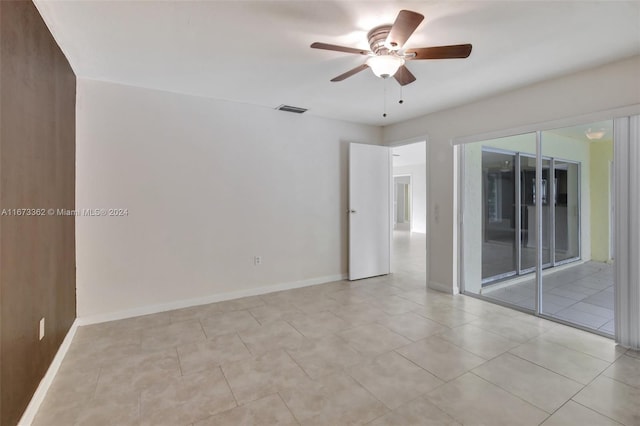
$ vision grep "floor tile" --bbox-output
[285,335,363,379]
[170,303,220,323]
[540,401,622,426]
[348,351,443,410]
[539,326,624,362]
[396,335,485,381]
[43,366,100,407]
[140,368,236,425]
[35,236,638,426]
[330,303,389,326]
[603,354,640,389]
[293,297,342,314]
[279,373,387,425]
[371,295,423,315]
[573,376,640,426]
[540,293,580,311]
[284,311,350,339]
[375,312,448,341]
[238,320,307,355]
[581,290,615,310]
[94,348,181,397]
[337,323,410,357]
[62,329,142,371]
[325,288,375,305]
[32,393,86,426]
[509,338,610,384]
[221,350,309,405]
[471,312,550,343]
[75,391,140,426]
[472,353,583,413]
[554,306,610,329]
[141,320,206,351]
[177,332,251,375]
[367,396,460,426]
[437,324,519,360]
[569,301,614,320]
[412,306,480,328]
[426,373,548,426]
[194,394,297,426]
[248,304,303,325]
[549,286,596,301]
[200,310,261,338]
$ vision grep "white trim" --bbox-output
[77,274,347,326]
[18,320,79,426]
[614,115,640,350]
[452,104,640,146]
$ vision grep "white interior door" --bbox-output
[349,143,391,280]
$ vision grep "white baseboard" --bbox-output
[76,273,348,326]
[429,280,458,294]
[18,319,79,426]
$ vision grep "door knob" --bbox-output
[350,209,357,214]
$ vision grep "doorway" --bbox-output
[394,175,411,231]
[391,142,427,276]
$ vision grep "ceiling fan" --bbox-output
[311,10,472,86]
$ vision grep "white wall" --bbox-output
[393,163,427,233]
[383,55,640,293]
[76,79,382,318]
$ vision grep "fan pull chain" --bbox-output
[399,85,404,105]
[383,79,387,118]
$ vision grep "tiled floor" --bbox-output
[32,231,639,426]
[483,262,615,334]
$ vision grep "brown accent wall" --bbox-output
[0,1,76,425]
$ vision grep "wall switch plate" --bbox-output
[254,256,262,265]
[39,317,45,340]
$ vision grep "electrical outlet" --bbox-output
[39,317,45,340]
[254,256,262,265]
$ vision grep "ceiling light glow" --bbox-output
[366,55,405,78]
[585,128,606,140]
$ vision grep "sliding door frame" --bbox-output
[458,106,640,338]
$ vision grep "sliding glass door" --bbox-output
[461,119,615,336]
[540,123,614,335]
[482,150,517,281]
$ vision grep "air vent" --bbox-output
[276,104,307,114]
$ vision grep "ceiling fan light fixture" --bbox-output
[585,128,606,140]
[366,55,405,78]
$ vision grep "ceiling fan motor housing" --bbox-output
[367,25,393,55]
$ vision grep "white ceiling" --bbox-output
[35,1,640,126]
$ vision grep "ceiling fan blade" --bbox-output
[330,64,369,82]
[386,10,425,50]
[405,44,473,60]
[394,65,416,86]
[311,42,370,55]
